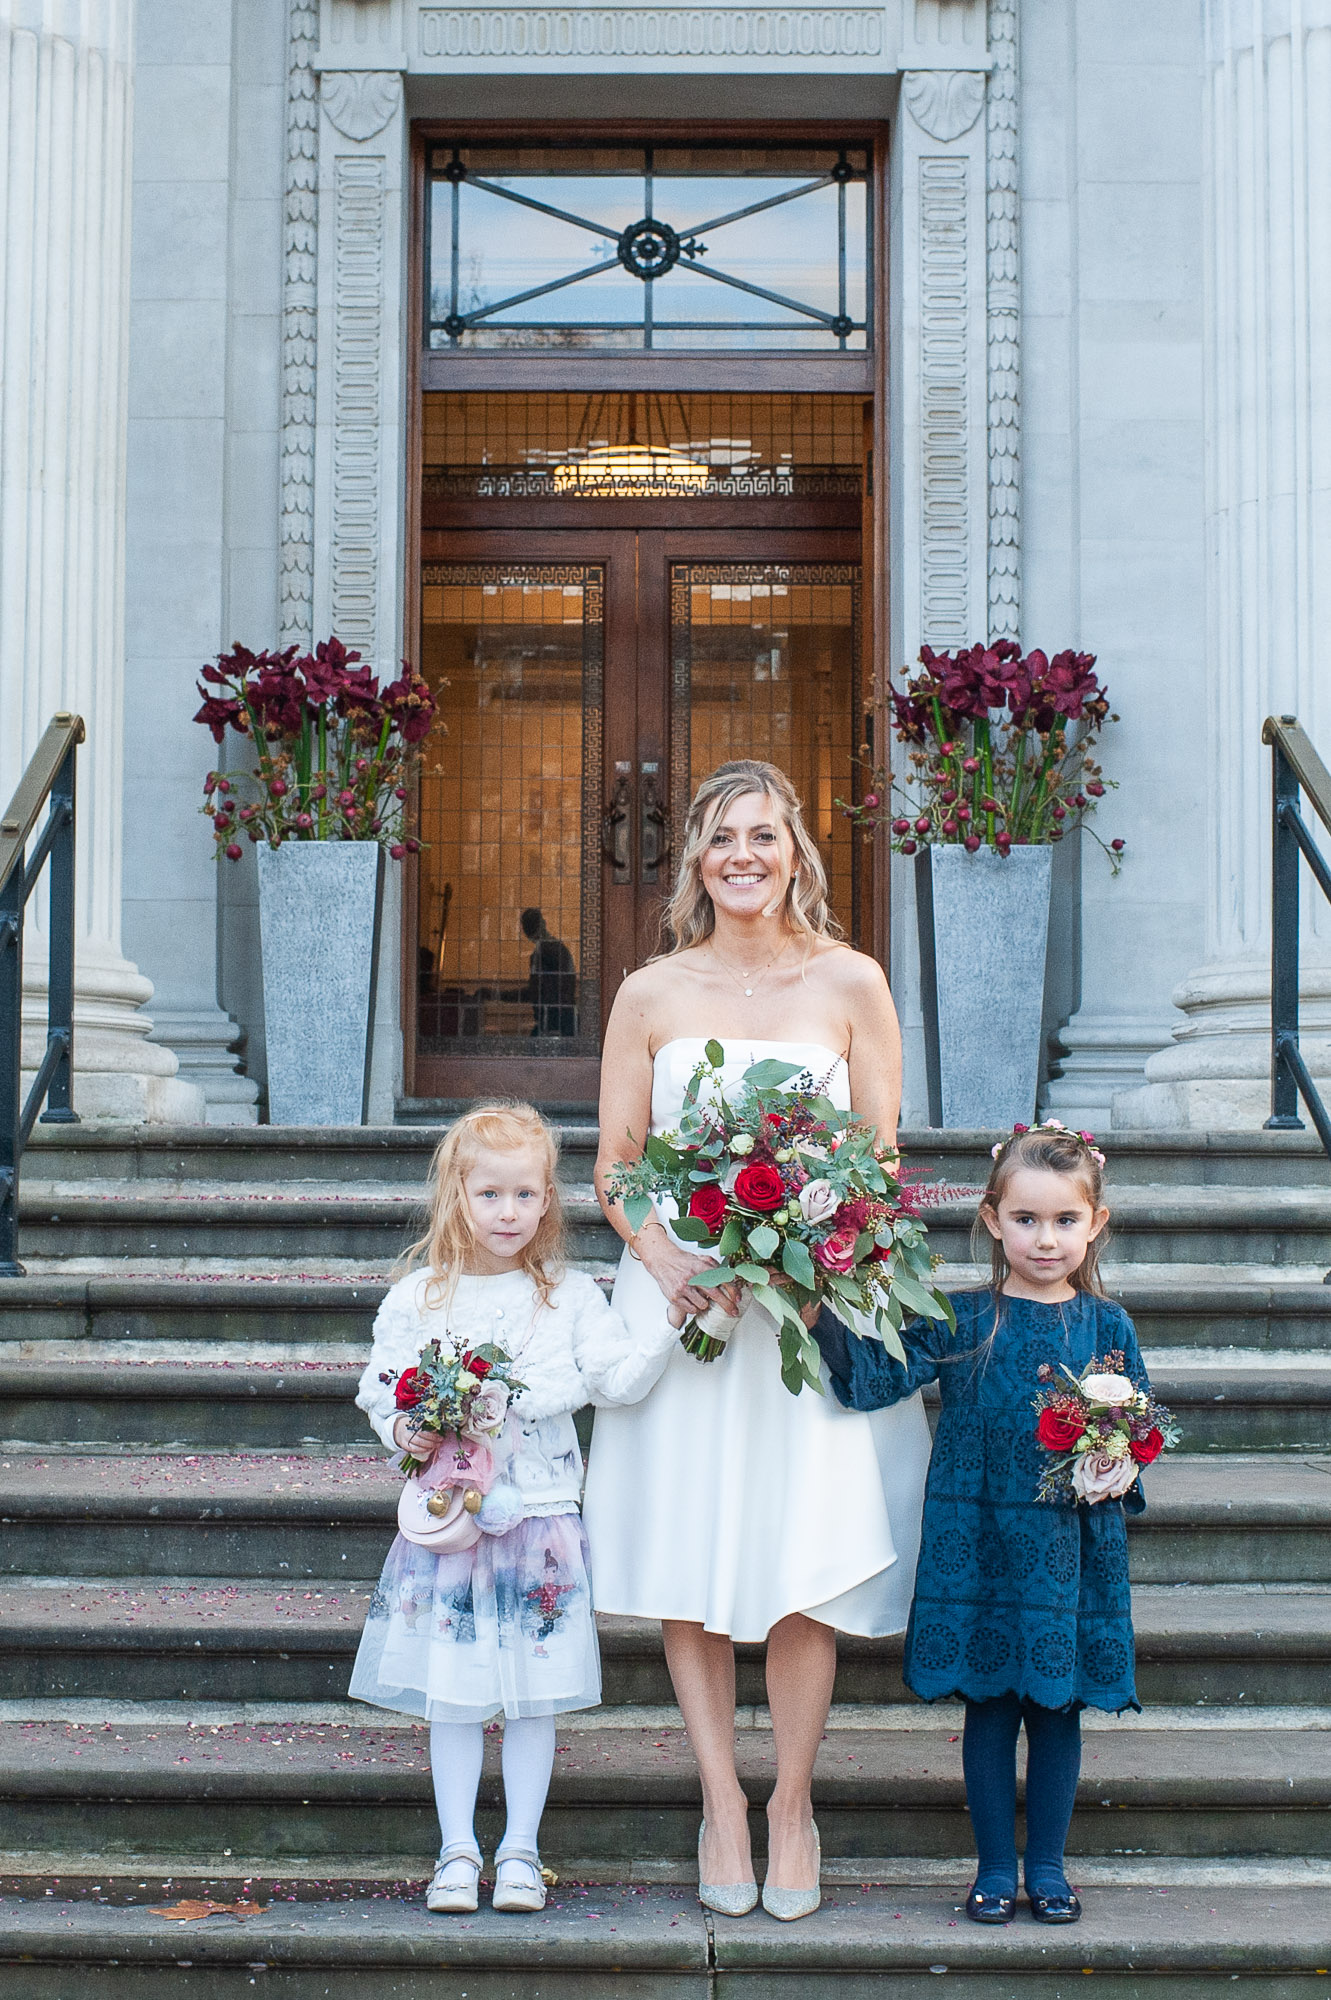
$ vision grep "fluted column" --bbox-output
[1116,0,1331,1129]
[0,0,203,1122]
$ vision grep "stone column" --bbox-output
[0,0,203,1123]
[1115,1,1331,1129]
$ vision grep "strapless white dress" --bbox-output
[581,1037,932,1642]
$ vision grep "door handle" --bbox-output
[640,764,670,886]
[602,768,632,885]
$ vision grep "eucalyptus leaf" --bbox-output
[781,1237,817,1289]
[741,1058,804,1088]
[704,1039,725,1068]
[718,1218,743,1257]
[670,1217,715,1244]
[690,1266,735,1289]
[890,1271,950,1320]
[623,1194,653,1233]
[747,1224,780,1261]
[733,1261,770,1284]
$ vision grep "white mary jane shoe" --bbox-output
[425,1842,482,1914]
[491,1846,552,1913]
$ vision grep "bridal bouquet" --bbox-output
[1033,1352,1178,1506]
[381,1337,526,1475]
[606,1041,953,1396]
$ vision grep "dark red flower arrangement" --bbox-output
[194,635,437,860]
[843,640,1125,872]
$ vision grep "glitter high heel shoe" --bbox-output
[697,1821,759,1917]
[761,1820,821,1921]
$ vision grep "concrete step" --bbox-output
[24,1120,1331,1188]
[0,1587,1326,1706]
[3,1268,1329,1352]
[9,1883,1331,1999]
[15,1177,1331,1269]
[0,1454,1326,1585]
[0,1718,1329,1870]
[0,1344,1324,1452]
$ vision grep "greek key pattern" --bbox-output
[919,155,970,647]
[417,6,884,61]
[332,158,385,653]
[986,0,1021,641]
[422,465,861,500]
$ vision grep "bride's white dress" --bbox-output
[581,1037,932,1643]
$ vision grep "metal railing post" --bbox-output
[1266,730,1305,1130]
[39,742,78,1125]
[0,852,24,1277]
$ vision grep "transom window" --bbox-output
[425,142,871,352]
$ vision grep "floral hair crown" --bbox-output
[990,1117,1106,1169]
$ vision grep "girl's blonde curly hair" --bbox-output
[402,1102,565,1309]
[658,759,841,955]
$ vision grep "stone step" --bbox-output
[9,1882,1331,1999]
[0,1347,1324,1452]
[0,1454,1326,1585]
[25,1120,1331,1188]
[0,1588,1325,1706]
[15,1177,1331,1268]
[0,1719,1328,1872]
[4,1268,1329,1351]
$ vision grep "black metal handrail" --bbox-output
[1,713,84,1276]
[1263,713,1331,1160]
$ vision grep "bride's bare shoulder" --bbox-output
[806,937,891,998]
[609,950,708,1044]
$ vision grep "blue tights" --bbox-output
[962,1694,1082,1899]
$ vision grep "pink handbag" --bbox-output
[396,1434,496,1553]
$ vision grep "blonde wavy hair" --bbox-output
[659,760,842,954]
[402,1102,566,1310]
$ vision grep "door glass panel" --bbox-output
[670,563,867,944]
[417,564,603,1056]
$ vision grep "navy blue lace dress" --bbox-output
[814,1290,1148,1714]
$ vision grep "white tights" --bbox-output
[429,1714,556,1860]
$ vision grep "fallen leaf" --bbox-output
[149,1900,266,1922]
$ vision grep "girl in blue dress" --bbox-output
[813,1122,1151,1928]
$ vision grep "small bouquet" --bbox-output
[606,1040,953,1397]
[1033,1351,1179,1506]
[381,1337,526,1475]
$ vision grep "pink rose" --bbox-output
[813,1225,859,1273]
[1070,1449,1140,1505]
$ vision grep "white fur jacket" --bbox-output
[356,1265,677,1518]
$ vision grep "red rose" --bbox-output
[734,1161,786,1211]
[688,1183,728,1233]
[394,1367,426,1409]
[813,1225,859,1273]
[463,1352,492,1379]
[1036,1407,1086,1453]
[1129,1427,1164,1465]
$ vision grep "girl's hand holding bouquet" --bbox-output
[607,1040,953,1396]
[381,1337,526,1475]
[1033,1351,1178,1506]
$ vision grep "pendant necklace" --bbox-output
[709,935,793,999]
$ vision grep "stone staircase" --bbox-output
[0,1121,1329,1991]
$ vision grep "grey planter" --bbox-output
[256,842,384,1126]
[915,845,1052,1129]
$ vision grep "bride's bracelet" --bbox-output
[627,1217,664,1262]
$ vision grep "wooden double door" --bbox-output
[410,526,865,1103]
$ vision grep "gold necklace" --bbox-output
[708,935,793,999]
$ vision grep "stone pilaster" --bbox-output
[0,0,203,1124]
[1115,1,1331,1130]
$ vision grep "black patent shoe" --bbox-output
[965,1885,1016,1924]
[1027,1885,1082,1924]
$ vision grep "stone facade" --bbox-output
[4,0,1328,1129]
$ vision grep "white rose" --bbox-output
[455,1370,479,1393]
[1071,1449,1140,1504]
[1081,1372,1135,1406]
[730,1133,755,1157]
[800,1143,829,1162]
[468,1381,510,1433]
[798,1179,840,1224]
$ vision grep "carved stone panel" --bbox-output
[321,68,403,140]
[903,67,985,141]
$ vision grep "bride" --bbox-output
[583,758,932,1921]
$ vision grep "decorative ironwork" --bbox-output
[427,142,870,350]
[423,464,862,500]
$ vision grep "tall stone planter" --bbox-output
[915,846,1053,1129]
[256,843,384,1125]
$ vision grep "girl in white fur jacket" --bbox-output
[350,1102,678,1919]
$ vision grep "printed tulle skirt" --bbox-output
[349,1510,601,1724]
